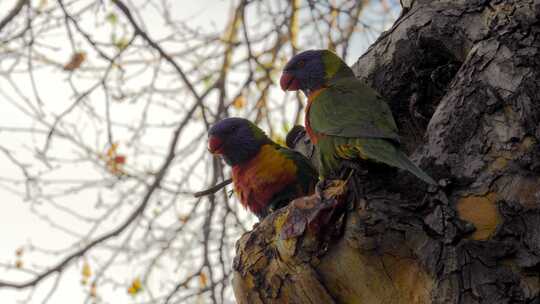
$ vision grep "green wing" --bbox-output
[310,78,436,185]
[310,77,400,143]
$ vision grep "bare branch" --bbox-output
[0,0,28,34]
[0,101,195,289]
[193,178,233,198]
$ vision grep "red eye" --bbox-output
[297,60,305,68]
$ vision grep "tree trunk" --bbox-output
[232,1,540,303]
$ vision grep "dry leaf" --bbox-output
[128,277,142,295]
[178,215,189,223]
[106,143,119,157]
[104,143,126,176]
[82,262,92,278]
[90,282,97,298]
[63,52,87,71]
[114,155,126,165]
[199,272,207,287]
[114,38,130,51]
[232,95,246,109]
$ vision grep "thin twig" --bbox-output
[0,102,193,289]
[0,0,28,34]
[193,179,232,198]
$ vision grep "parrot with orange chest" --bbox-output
[279,49,436,186]
[208,117,318,220]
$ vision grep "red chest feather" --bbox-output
[305,102,317,145]
[305,87,327,144]
[231,145,297,215]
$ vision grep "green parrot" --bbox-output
[279,49,436,185]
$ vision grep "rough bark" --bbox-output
[232,1,540,303]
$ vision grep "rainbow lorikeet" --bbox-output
[208,117,318,219]
[279,49,436,185]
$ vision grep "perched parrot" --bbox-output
[285,125,318,170]
[279,49,436,185]
[208,117,318,219]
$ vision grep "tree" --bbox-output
[232,0,540,303]
[0,0,398,302]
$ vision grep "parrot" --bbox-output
[279,49,436,185]
[286,125,319,171]
[207,117,319,219]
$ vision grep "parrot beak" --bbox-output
[208,136,224,154]
[280,72,300,91]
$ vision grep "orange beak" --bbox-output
[280,71,300,91]
[208,136,224,154]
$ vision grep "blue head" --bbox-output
[280,49,354,95]
[208,117,271,166]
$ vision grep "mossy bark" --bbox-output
[233,1,540,303]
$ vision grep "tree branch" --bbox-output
[0,0,28,34]
[111,0,207,120]
[0,100,197,289]
[193,178,233,198]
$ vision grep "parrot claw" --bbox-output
[323,179,348,199]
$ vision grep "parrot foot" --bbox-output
[323,179,348,199]
[314,179,347,199]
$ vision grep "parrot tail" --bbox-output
[343,138,438,185]
[393,151,437,185]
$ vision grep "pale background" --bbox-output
[0,0,399,302]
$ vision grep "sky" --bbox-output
[0,0,400,303]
